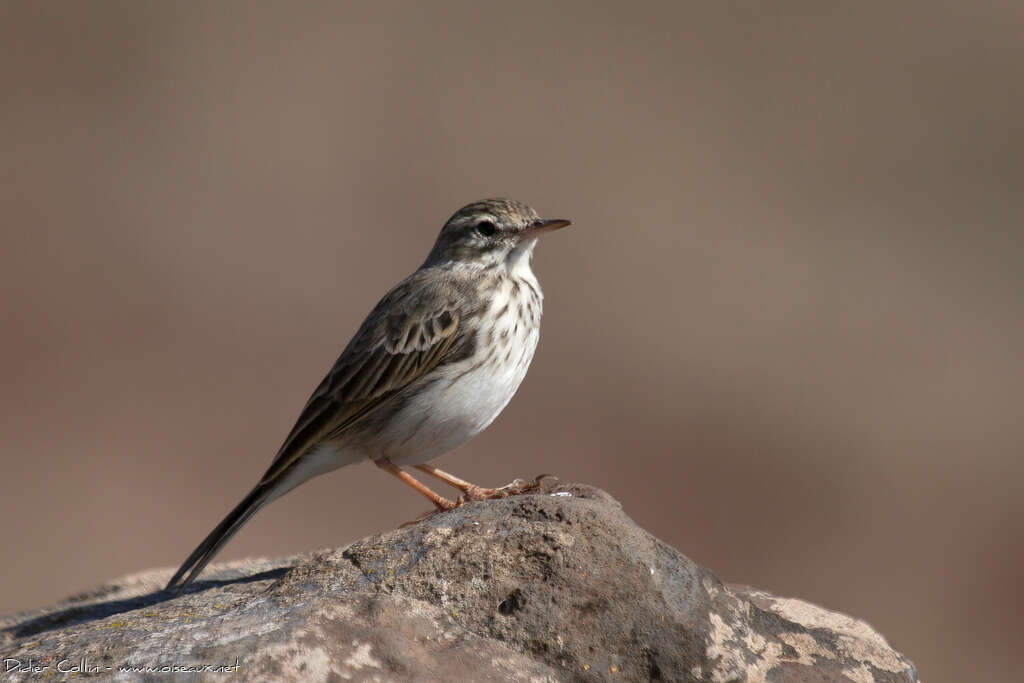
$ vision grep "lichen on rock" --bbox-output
[1,482,918,682]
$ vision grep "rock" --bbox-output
[1,482,917,682]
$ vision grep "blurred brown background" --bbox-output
[2,2,1022,680]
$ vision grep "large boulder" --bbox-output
[2,482,917,681]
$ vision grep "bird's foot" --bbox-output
[399,475,558,526]
[398,493,462,528]
[462,474,558,501]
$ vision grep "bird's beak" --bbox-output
[519,218,572,241]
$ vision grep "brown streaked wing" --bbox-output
[257,306,460,486]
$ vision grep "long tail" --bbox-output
[165,483,273,591]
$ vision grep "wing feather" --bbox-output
[257,294,462,486]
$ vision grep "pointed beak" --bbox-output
[519,218,572,241]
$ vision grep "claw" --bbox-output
[531,473,558,488]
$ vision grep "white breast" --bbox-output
[382,270,542,465]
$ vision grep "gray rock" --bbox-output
[2,482,918,682]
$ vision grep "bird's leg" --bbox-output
[375,458,458,511]
[413,464,545,501]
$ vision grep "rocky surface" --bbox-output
[2,482,918,682]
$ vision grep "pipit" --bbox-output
[166,198,570,589]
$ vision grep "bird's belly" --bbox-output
[382,327,540,465]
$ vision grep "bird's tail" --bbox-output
[164,483,273,591]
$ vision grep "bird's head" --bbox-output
[425,198,570,269]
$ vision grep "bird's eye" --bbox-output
[475,220,497,237]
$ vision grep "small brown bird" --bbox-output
[166,199,570,589]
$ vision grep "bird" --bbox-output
[165,198,571,590]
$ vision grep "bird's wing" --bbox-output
[257,280,463,486]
